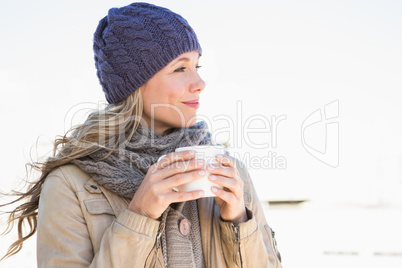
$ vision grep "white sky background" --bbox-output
[1,0,401,202]
[0,0,402,266]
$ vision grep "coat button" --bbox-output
[179,219,190,236]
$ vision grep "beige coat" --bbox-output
[37,162,282,267]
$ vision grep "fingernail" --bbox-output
[189,150,197,155]
[198,190,205,196]
[216,154,224,159]
[198,169,206,175]
[209,174,216,180]
[211,187,218,193]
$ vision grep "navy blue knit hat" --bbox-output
[93,2,202,104]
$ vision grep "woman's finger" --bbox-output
[209,174,244,198]
[206,164,238,180]
[158,157,205,179]
[215,154,236,168]
[160,168,207,190]
[165,189,206,204]
[151,154,205,181]
[211,186,238,203]
[155,150,197,170]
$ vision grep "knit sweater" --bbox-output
[162,201,205,268]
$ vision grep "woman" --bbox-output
[1,2,281,267]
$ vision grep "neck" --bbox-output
[138,121,168,136]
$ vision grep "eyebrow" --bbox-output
[170,54,201,66]
[175,57,191,63]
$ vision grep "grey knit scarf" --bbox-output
[72,121,212,198]
[72,121,212,267]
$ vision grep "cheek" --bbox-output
[141,79,186,115]
[160,82,186,105]
[142,93,177,117]
[165,78,187,98]
[166,90,183,104]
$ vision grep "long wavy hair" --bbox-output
[0,89,143,261]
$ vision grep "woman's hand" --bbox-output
[207,155,248,224]
[128,150,206,220]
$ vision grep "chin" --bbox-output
[185,117,198,127]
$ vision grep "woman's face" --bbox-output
[141,51,205,135]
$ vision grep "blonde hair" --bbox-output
[0,89,143,261]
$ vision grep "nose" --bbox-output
[189,71,206,93]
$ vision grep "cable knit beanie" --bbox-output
[93,2,202,104]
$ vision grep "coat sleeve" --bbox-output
[37,170,162,268]
[218,160,282,267]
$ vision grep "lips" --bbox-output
[182,99,200,109]
[182,99,199,104]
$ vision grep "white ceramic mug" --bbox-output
[158,145,226,197]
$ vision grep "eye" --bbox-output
[174,67,186,72]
